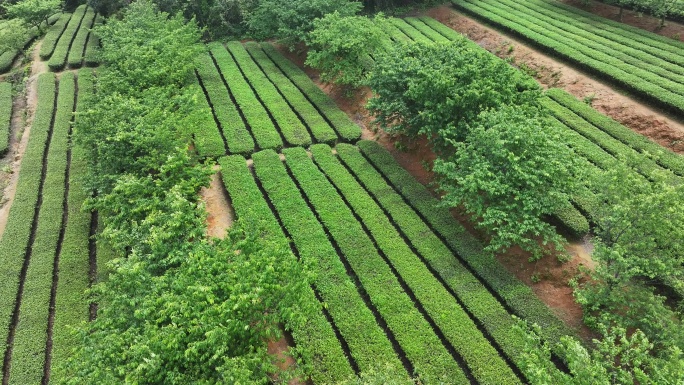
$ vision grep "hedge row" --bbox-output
[0,18,54,73]
[50,69,93,382]
[48,5,88,71]
[538,0,684,58]
[453,0,684,115]
[487,0,684,80]
[356,140,576,347]
[547,88,684,176]
[403,17,451,43]
[252,149,405,376]
[226,42,312,147]
[312,144,522,384]
[245,42,338,144]
[83,14,103,67]
[519,0,684,69]
[189,76,225,158]
[40,13,73,60]
[66,8,96,68]
[259,43,361,142]
[8,72,75,385]
[464,0,684,97]
[282,146,468,384]
[390,18,434,43]
[0,82,12,155]
[218,155,354,384]
[196,50,255,154]
[0,73,56,362]
[542,98,670,180]
[209,43,283,151]
[382,22,412,43]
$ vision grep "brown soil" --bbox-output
[200,167,234,239]
[267,336,305,385]
[427,5,684,153]
[0,41,47,238]
[560,0,684,39]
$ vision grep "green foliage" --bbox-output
[572,160,684,351]
[306,13,390,87]
[58,224,313,384]
[0,82,12,155]
[0,19,30,54]
[83,14,103,66]
[259,42,361,141]
[516,320,684,384]
[246,0,362,48]
[3,0,61,31]
[95,0,203,92]
[433,107,577,257]
[87,0,127,16]
[367,40,541,151]
[452,0,684,115]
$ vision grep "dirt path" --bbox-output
[560,0,684,39]
[200,167,234,239]
[0,41,49,238]
[427,6,684,153]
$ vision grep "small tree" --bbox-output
[0,19,30,53]
[367,41,541,152]
[433,107,577,258]
[246,0,362,48]
[515,320,684,385]
[573,159,684,350]
[306,13,390,87]
[3,0,62,32]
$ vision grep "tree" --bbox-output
[432,107,577,258]
[0,19,30,54]
[306,13,390,87]
[515,320,684,385]
[246,0,362,48]
[87,0,130,16]
[646,0,684,27]
[56,223,315,384]
[572,159,684,351]
[3,0,61,32]
[367,41,541,152]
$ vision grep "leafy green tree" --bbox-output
[645,0,684,27]
[56,223,315,384]
[87,0,129,16]
[306,13,390,87]
[367,41,541,152]
[515,320,684,385]
[573,160,684,351]
[432,107,577,258]
[3,0,61,32]
[0,19,30,53]
[246,0,362,48]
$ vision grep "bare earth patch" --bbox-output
[200,167,234,239]
[427,5,684,153]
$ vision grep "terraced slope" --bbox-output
[452,0,684,115]
[194,42,361,157]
